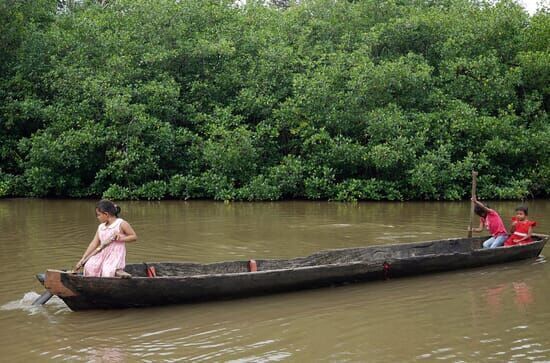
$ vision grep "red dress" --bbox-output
[504,218,536,246]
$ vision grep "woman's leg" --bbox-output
[83,253,104,277]
[483,237,496,249]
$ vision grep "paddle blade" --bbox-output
[32,291,53,305]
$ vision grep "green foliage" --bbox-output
[1,0,548,201]
[135,180,167,201]
[168,174,203,200]
[304,166,336,199]
[238,175,282,201]
[102,184,132,200]
[489,178,532,200]
[409,145,465,200]
[0,173,10,198]
[333,178,402,202]
[199,171,236,201]
[203,125,259,185]
[440,53,521,114]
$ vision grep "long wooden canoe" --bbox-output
[37,235,547,311]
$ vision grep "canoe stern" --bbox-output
[44,270,78,298]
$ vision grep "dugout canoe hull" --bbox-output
[38,235,547,311]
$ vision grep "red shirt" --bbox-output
[481,210,507,237]
[504,218,536,246]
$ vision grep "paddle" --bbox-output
[71,243,108,273]
[32,289,53,306]
[468,170,478,238]
[32,239,113,306]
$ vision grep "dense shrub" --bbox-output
[0,0,548,201]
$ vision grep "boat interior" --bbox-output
[122,236,529,278]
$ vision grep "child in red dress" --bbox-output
[504,206,536,247]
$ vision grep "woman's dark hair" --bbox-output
[515,205,528,215]
[96,199,120,217]
[474,204,487,217]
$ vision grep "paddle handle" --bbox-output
[74,235,119,272]
[73,244,107,273]
[468,171,478,238]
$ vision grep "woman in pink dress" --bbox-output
[75,200,137,277]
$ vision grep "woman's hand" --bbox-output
[101,236,116,248]
[75,259,84,271]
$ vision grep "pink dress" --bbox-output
[84,218,127,277]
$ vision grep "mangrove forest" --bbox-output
[0,0,548,201]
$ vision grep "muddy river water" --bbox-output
[0,199,549,362]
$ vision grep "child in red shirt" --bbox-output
[469,198,508,248]
[504,206,536,247]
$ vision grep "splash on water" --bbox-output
[532,255,546,265]
[1,291,66,314]
[1,291,42,312]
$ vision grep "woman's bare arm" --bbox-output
[76,231,100,269]
[116,221,137,243]
[469,220,484,233]
[81,231,100,259]
[472,197,490,213]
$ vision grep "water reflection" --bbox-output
[484,280,535,315]
[486,284,507,314]
[86,347,127,363]
[512,282,534,310]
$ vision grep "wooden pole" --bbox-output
[468,170,478,238]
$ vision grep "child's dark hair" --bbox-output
[96,199,121,217]
[515,205,528,215]
[474,204,488,217]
